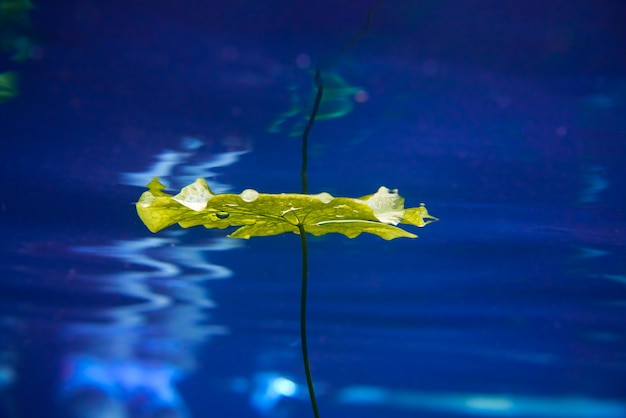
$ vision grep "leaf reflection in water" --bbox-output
[56,236,240,418]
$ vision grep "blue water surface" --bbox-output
[1,1,625,417]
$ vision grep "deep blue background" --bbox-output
[1,1,625,417]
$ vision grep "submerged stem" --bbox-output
[298,4,376,410]
[298,223,319,418]
[298,68,324,418]
[300,70,324,195]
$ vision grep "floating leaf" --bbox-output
[136,178,437,240]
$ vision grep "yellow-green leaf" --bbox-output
[136,178,437,240]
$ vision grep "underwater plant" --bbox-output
[136,75,437,417]
[0,70,18,102]
[0,0,36,103]
[136,4,436,417]
[267,71,364,137]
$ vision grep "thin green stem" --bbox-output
[297,5,377,414]
[298,68,324,418]
[298,223,319,418]
[328,0,380,67]
[300,70,324,195]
